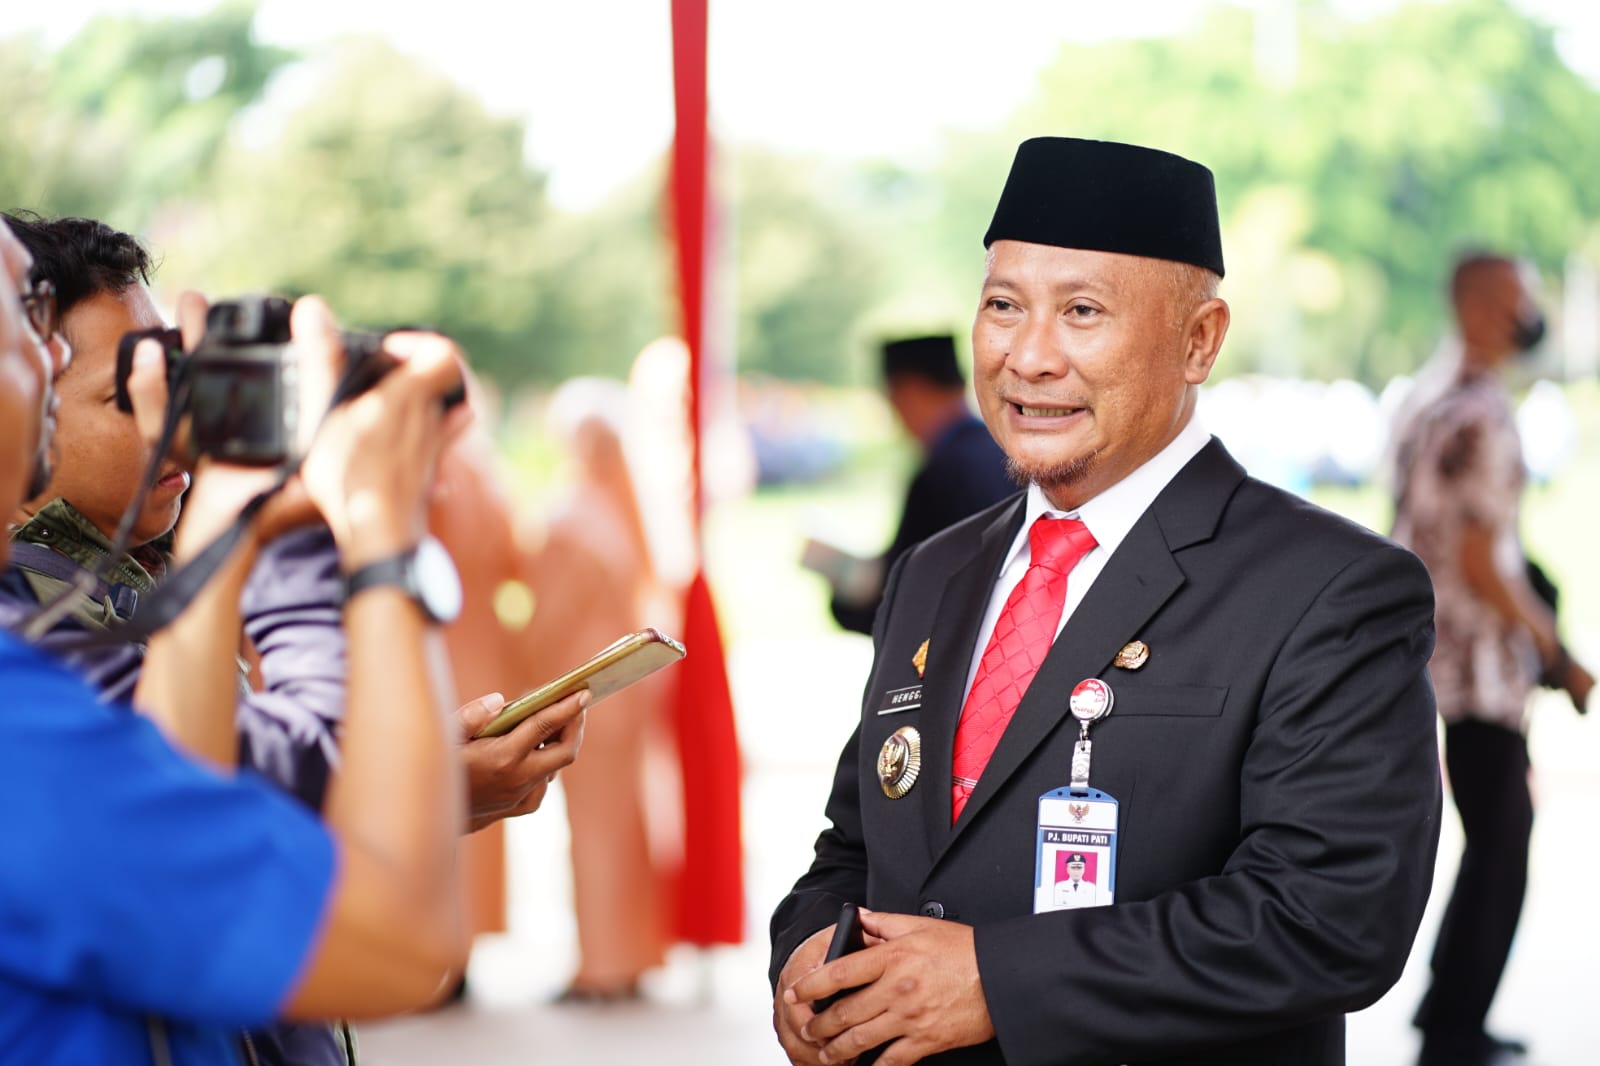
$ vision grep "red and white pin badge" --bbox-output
[1069,678,1114,723]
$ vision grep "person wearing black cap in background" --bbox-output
[770,137,1442,1066]
[827,335,1014,635]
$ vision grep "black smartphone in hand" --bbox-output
[813,901,866,1012]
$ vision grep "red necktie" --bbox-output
[951,515,1098,823]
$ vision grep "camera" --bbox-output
[114,295,464,466]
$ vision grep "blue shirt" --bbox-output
[0,630,335,1065]
[1,520,348,812]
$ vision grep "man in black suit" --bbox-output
[830,335,1015,634]
[770,137,1442,1066]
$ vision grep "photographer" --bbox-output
[1,212,352,812]
[1,214,585,1060]
[3,213,581,818]
[1,215,551,1062]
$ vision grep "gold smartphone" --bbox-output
[473,627,687,739]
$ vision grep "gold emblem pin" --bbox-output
[878,725,922,798]
[912,639,929,678]
[1113,640,1150,670]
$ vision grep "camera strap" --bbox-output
[24,367,297,649]
[92,480,287,647]
[26,336,423,650]
[18,375,195,642]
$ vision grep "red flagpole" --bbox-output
[667,0,744,947]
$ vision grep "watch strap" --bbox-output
[342,549,427,617]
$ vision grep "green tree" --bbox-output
[166,39,566,385]
[523,164,672,383]
[1296,0,1600,381]
[730,149,888,382]
[889,0,1600,387]
[0,37,115,218]
[1,3,292,224]
[48,1,293,220]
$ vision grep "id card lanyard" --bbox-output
[1034,678,1119,913]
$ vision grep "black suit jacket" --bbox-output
[774,439,1442,1066]
[833,415,1016,634]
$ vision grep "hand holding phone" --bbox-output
[799,537,882,607]
[473,627,686,739]
[813,901,866,1013]
[457,688,588,832]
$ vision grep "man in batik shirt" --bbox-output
[1391,252,1593,1066]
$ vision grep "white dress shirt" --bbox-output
[961,416,1212,703]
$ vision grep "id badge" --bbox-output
[1034,786,1119,913]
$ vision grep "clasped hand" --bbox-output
[774,909,995,1066]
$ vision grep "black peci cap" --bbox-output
[983,137,1225,277]
[882,334,964,388]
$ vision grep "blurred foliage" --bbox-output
[0,3,292,221]
[51,1,294,220]
[4,0,1600,390]
[165,38,564,383]
[730,151,887,382]
[810,0,1600,386]
[919,0,1600,384]
[0,40,106,217]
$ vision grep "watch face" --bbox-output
[415,535,464,624]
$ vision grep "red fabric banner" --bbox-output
[667,0,744,947]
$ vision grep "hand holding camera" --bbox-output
[123,292,470,566]
[117,292,464,467]
[118,287,477,1007]
[297,308,472,569]
[125,292,314,553]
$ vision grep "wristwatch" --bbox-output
[340,534,463,624]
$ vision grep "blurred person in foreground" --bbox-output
[512,377,674,1002]
[1390,252,1594,1066]
[826,335,1014,635]
[0,213,551,1063]
[425,413,533,1001]
[770,137,1442,1066]
[0,213,586,1055]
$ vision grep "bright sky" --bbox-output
[15,0,1600,209]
